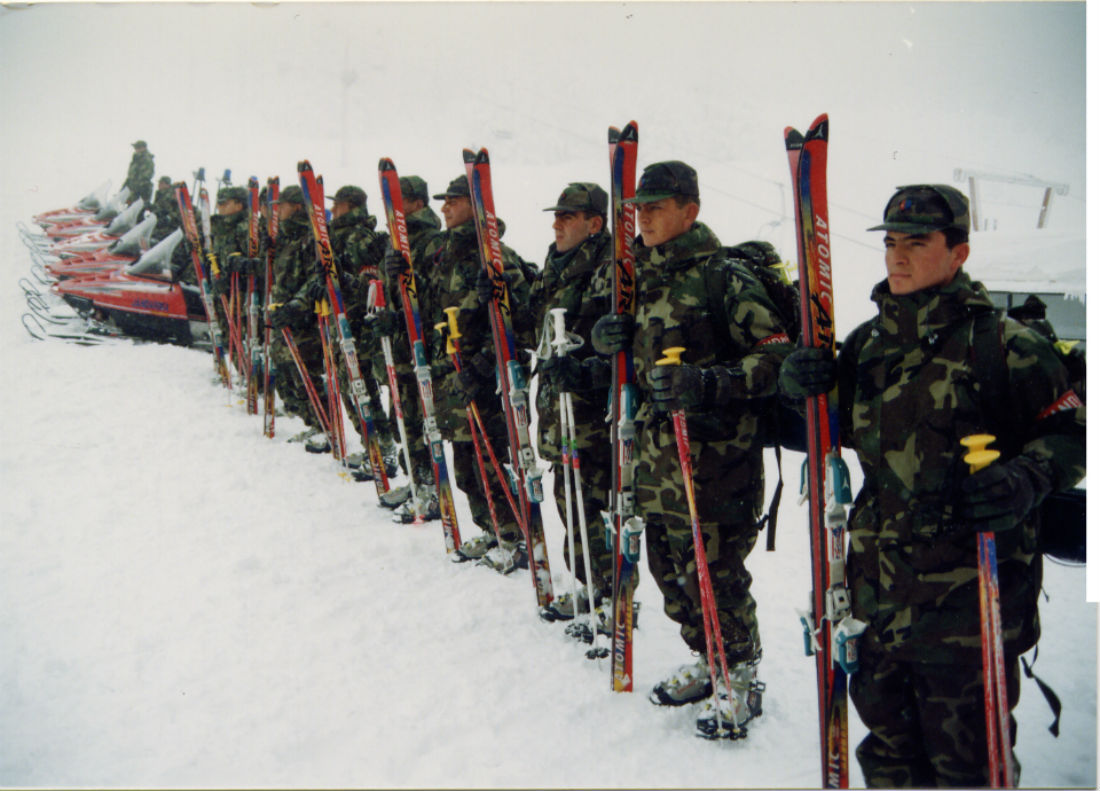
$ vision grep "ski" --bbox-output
[297,160,390,496]
[463,147,553,608]
[377,159,462,552]
[246,176,262,415]
[786,114,861,788]
[262,177,279,438]
[606,121,643,692]
[174,181,231,388]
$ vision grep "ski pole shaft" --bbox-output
[961,434,1014,788]
[658,346,736,724]
[280,324,333,443]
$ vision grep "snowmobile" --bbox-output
[45,199,148,259]
[31,181,112,226]
[38,187,130,240]
[40,214,157,281]
[39,229,210,347]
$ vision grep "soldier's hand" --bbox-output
[537,354,586,395]
[304,275,328,304]
[383,247,410,281]
[212,273,230,297]
[237,256,263,276]
[957,457,1049,534]
[271,300,309,330]
[591,313,634,356]
[367,307,401,337]
[778,347,836,399]
[648,363,707,411]
[456,367,483,405]
[475,267,493,306]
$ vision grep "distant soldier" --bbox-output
[123,140,154,206]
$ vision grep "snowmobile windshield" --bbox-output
[105,198,144,235]
[94,187,130,221]
[127,228,182,276]
[110,214,157,256]
[77,181,112,213]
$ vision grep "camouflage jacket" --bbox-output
[837,271,1086,663]
[421,218,536,440]
[123,150,154,202]
[382,206,443,371]
[633,222,793,449]
[531,229,614,458]
[329,206,388,328]
[269,211,319,327]
[151,187,180,241]
[210,209,251,280]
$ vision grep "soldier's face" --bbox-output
[332,201,351,220]
[637,197,698,247]
[552,211,600,253]
[883,231,968,295]
[442,196,473,229]
[218,199,243,216]
[277,202,299,222]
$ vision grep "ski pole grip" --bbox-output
[657,346,686,367]
[960,434,1000,474]
[436,318,457,357]
[443,306,462,341]
[549,307,568,351]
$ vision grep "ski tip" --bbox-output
[784,126,804,149]
[379,157,395,172]
[807,114,829,142]
[462,148,477,164]
[620,121,639,142]
[609,126,620,143]
[297,160,312,172]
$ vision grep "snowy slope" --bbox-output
[1,2,1092,788]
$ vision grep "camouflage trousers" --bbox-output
[544,410,618,600]
[850,651,1021,787]
[452,414,537,547]
[271,330,326,433]
[393,364,436,488]
[636,420,765,665]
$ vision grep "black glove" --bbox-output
[384,247,410,282]
[270,300,309,330]
[338,269,359,296]
[212,273,231,297]
[957,457,1051,534]
[368,307,402,337]
[465,350,497,380]
[537,354,587,394]
[648,363,709,411]
[456,367,483,405]
[243,256,264,276]
[778,346,837,399]
[591,313,634,356]
[304,275,329,304]
[476,267,494,306]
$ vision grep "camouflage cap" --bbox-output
[867,184,970,234]
[432,175,470,200]
[158,176,172,186]
[217,186,249,204]
[274,185,305,205]
[400,175,429,204]
[327,185,367,208]
[624,161,699,204]
[132,140,147,148]
[543,182,608,215]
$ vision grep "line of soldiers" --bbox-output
[157,154,1083,785]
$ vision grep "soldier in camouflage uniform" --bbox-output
[591,162,793,737]
[209,186,254,376]
[372,176,444,517]
[779,184,1086,786]
[123,140,154,206]
[529,183,623,626]
[407,174,541,571]
[267,185,329,442]
[302,184,399,470]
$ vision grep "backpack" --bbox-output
[714,241,807,549]
[971,297,1086,564]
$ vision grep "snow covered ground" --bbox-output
[1,2,1093,788]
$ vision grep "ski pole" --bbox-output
[547,308,606,658]
[657,346,738,733]
[368,279,423,521]
[261,177,280,438]
[246,177,262,416]
[961,434,1014,788]
[278,320,334,446]
[436,313,504,547]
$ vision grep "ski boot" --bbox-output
[695,659,765,741]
